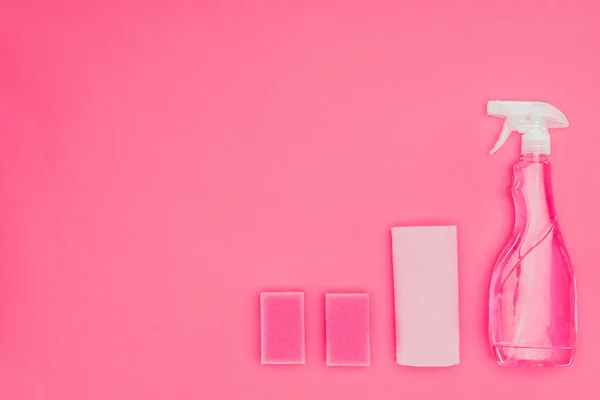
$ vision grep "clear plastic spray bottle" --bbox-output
[487,101,576,366]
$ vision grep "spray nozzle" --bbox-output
[486,101,569,155]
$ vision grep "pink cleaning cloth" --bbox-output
[260,292,305,364]
[391,226,459,367]
[325,293,370,366]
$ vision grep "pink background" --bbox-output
[1,1,600,399]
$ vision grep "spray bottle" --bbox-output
[487,100,576,366]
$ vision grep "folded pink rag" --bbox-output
[391,226,460,367]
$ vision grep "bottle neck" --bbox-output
[514,152,556,223]
[520,153,551,162]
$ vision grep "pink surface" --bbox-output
[1,1,600,399]
[325,293,370,366]
[392,226,459,367]
[260,292,305,364]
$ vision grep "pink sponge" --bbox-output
[260,292,305,364]
[325,293,370,366]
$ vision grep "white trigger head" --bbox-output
[486,101,568,155]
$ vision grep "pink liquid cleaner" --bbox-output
[487,101,577,367]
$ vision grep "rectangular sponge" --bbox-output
[326,293,370,366]
[391,226,459,367]
[260,292,305,364]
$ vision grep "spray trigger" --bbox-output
[486,100,569,155]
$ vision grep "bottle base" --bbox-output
[492,345,574,367]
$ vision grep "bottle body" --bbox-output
[489,154,576,366]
